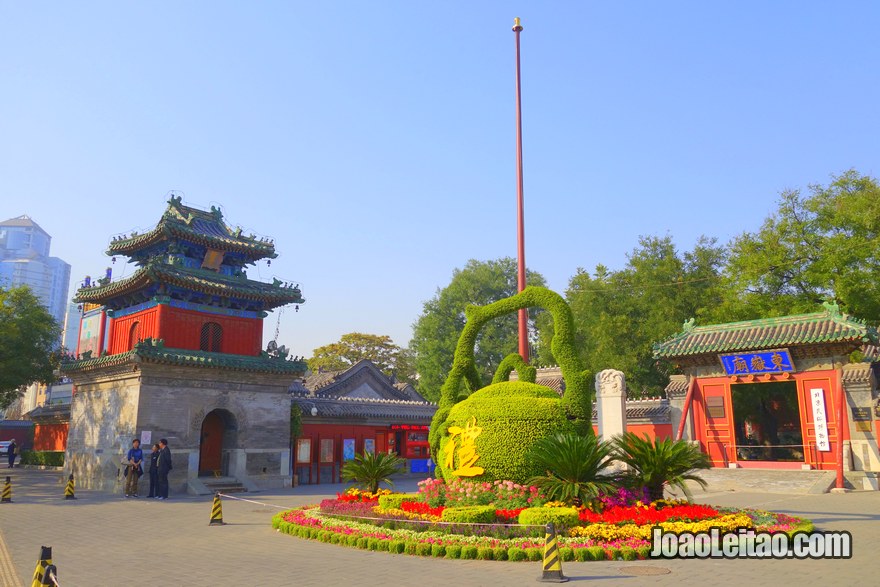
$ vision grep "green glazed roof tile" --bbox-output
[652,306,878,359]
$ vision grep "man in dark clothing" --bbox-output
[7,440,17,468]
[156,438,172,499]
[147,443,160,498]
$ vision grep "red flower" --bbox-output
[495,508,526,521]
[578,504,720,525]
[401,501,445,518]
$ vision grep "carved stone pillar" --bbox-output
[595,369,627,441]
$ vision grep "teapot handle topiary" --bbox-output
[435,286,592,423]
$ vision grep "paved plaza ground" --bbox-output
[0,468,877,586]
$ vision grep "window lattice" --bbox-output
[200,322,223,352]
[128,322,141,351]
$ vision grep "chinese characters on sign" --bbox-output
[443,416,484,477]
[810,388,830,452]
[719,349,795,376]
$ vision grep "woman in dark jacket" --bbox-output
[147,443,160,498]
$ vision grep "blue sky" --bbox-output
[2,2,879,356]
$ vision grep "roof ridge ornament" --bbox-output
[822,300,841,317]
[682,317,695,332]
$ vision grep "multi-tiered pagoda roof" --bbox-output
[74,196,303,312]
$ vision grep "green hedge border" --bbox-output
[271,507,814,562]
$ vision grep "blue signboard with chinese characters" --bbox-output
[719,348,795,376]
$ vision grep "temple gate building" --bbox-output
[62,196,306,494]
[654,304,880,485]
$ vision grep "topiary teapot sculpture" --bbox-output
[428,286,593,483]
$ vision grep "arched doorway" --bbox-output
[199,409,237,476]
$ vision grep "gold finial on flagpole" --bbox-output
[513,17,523,32]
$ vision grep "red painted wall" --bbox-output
[107,304,263,356]
[591,424,673,441]
[33,423,68,452]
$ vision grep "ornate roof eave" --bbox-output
[107,215,277,261]
[62,340,307,375]
[653,306,879,361]
[72,262,304,308]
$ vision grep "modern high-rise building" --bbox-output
[0,215,71,329]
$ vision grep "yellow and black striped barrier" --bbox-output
[1,477,11,503]
[30,545,52,587]
[209,493,225,526]
[64,474,76,500]
[538,522,568,583]
[39,563,57,586]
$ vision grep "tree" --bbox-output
[526,431,616,506]
[0,286,61,408]
[547,236,725,396]
[611,433,711,501]
[718,170,880,323]
[307,332,413,382]
[340,451,405,494]
[409,258,547,403]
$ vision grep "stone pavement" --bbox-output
[0,468,877,587]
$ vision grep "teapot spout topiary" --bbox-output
[428,286,593,483]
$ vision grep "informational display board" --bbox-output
[810,388,831,452]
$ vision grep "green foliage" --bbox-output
[340,451,405,494]
[637,545,651,559]
[415,542,432,556]
[289,404,302,440]
[389,540,405,554]
[559,547,574,562]
[404,541,418,555]
[0,286,61,409]
[461,545,478,560]
[526,548,542,561]
[18,451,65,467]
[439,505,497,524]
[611,432,711,501]
[492,546,508,561]
[308,332,415,384]
[548,235,725,396]
[517,507,580,530]
[491,353,536,385]
[377,494,419,510]
[719,170,880,324]
[526,432,616,504]
[431,544,446,557]
[620,546,637,561]
[480,547,497,560]
[430,286,593,482]
[434,382,576,483]
[508,547,526,561]
[587,546,606,561]
[444,544,462,559]
[411,258,547,402]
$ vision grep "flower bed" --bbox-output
[274,483,813,561]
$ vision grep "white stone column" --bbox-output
[595,369,627,441]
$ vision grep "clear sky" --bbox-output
[2,2,879,357]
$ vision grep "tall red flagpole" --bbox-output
[513,17,529,362]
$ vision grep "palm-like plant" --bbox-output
[611,433,711,501]
[341,451,405,494]
[526,432,617,505]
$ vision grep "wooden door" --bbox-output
[199,411,224,474]
[693,379,734,467]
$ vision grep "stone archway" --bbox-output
[199,409,238,476]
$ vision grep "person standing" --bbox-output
[147,443,160,498]
[156,438,172,500]
[124,439,144,497]
[7,439,16,468]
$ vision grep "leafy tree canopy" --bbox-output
[718,169,880,323]
[410,258,546,403]
[307,332,414,383]
[0,286,61,408]
[539,235,725,396]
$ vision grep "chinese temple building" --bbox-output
[62,196,306,494]
[654,304,880,483]
[289,360,437,484]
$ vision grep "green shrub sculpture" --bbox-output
[439,505,498,524]
[429,286,592,483]
[517,506,580,530]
